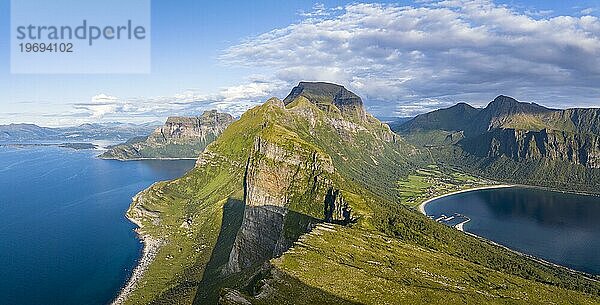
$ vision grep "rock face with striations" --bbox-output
[147,111,233,143]
[396,95,600,168]
[223,84,407,275]
[283,82,368,122]
[461,128,600,168]
[225,119,338,274]
[122,83,416,305]
[100,110,234,160]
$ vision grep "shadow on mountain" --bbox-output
[193,203,320,304]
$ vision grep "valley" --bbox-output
[115,82,600,305]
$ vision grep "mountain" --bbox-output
[283,81,368,121]
[399,102,479,134]
[119,83,600,305]
[100,110,235,160]
[395,95,600,191]
[0,122,159,143]
[399,95,600,137]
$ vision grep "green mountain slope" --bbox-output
[120,84,600,305]
[100,110,234,160]
[395,96,600,192]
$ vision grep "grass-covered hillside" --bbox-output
[395,95,600,194]
[120,83,600,305]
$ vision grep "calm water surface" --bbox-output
[426,187,600,275]
[0,146,194,305]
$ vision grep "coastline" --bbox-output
[418,184,599,282]
[100,156,198,161]
[111,201,162,305]
[417,184,515,215]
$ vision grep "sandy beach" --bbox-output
[110,212,162,305]
[417,184,516,216]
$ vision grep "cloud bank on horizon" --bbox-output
[70,78,285,125]
[12,0,600,125]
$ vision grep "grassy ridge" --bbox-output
[274,224,599,305]
[122,96,600,305]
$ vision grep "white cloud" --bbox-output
[219,79,286,102]
[581,8,596,15]
[69,78,287,123]
[221,0,600,116]
[91,94,118,104]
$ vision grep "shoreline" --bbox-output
[111,206,161,304]
[417,184,515,215]
[418,184,599,282]
[100,157,198,161]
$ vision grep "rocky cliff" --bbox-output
[396,95,600,169]
[225,133,335,274]
[283,82,368,122]
[461,128,600,168]
[121,82,415,305]
[119,83,600,305]
[100,110,234,159]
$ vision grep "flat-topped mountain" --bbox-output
[283,81,368,121]
[100,110,234,160]
[118,83,600,305]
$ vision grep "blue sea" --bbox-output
[425,187,600,275]
[0,146,195,305]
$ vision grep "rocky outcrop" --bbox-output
[225,136,334,274]
[100,110,234,159]
[324,188,352,224]
[147,110,234,144]
[398,95,600,168]
[461,128,600,168]
[283,82,367,122]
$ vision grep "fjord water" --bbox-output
[426,187,600,275]
[0,146,195,305]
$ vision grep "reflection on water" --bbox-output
[426,187,600,275]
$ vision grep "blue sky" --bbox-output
[1,0,600,125]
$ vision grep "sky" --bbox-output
[1,0,600,126]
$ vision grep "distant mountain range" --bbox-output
[0,122,161,144]
[399,95,600,137]
[99,110,235,160]
[394,95,600,191]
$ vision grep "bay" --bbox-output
[425,187,600,275]
[0,146,194,305]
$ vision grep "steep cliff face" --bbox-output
[147,111,234,143]
[226,135,335,273]
[121,83,416,305]
[559,108,600,135]
[397,95,600,169]
[100,110,234,159]
[223,87,407,276]
[283,82,367,122]
[461,128,600,168]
